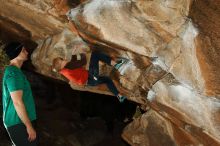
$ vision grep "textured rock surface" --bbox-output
[0,0,67,40]
[64,1,220,145]
[1,0,220,146]
[122,110,177,146]
[189,0,220,97]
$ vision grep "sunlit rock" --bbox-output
[1,0,220,145]
[149,73,220,143]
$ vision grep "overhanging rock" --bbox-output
[1,0,220,145]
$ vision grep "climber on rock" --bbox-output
[53,2,130,102]
[52,51,128,103]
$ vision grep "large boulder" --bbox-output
[1,0,220,145]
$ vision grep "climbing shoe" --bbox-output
[117,95,127,103]
[114,58,129,70]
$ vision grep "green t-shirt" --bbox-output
[2,66,36,128]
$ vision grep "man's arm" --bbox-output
[10,90,36,142]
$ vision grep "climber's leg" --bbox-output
[88,51,112,78]
[97,76,119,96]
[93,76,126,103]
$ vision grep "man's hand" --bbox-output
[26,125,37,142]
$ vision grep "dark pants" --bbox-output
[87,52,119,96]
[6,122,37,146]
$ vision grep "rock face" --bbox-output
[0,0,67,40]
[189,0,220,97]
[1,0,220,146]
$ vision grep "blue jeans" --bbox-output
[87,52,119,96]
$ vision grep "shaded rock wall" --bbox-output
[0,0,66,39]
[1,0,220,146]
[189,0,220,96]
